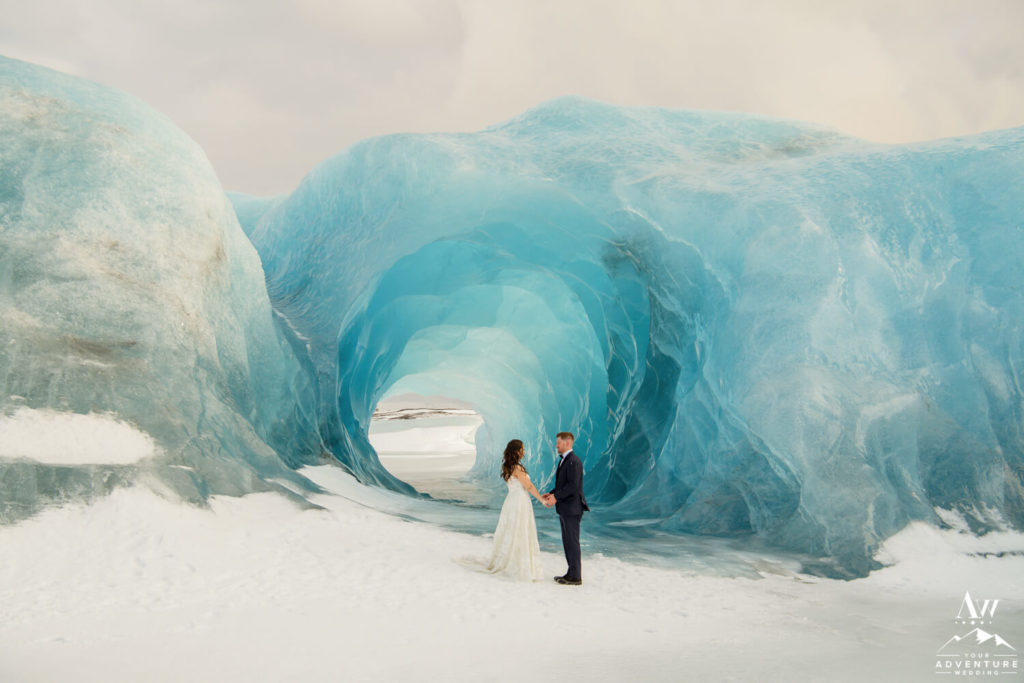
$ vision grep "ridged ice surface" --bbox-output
[239,96,1024,576]
[2,56,1022,577]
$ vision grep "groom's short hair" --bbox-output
[556,431,575,442]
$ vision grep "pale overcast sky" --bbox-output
[1,0,1022,194]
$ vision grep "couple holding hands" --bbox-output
[486,432,589,585]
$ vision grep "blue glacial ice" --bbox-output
[2,56,1023,577]
[237,96,1024,576]
[0,57,325,518]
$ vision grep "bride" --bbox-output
[487,439,546,581]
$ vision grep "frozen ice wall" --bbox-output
[0,57,323,520]
[241,98,1024,576]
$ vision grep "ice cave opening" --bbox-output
[325,220,631,498]
[367,392,485,503]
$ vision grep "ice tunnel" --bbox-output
[236,99,1024,576]
[3,56,1024,577]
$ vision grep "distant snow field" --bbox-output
[0,407,157,465]
[369,394,484,502]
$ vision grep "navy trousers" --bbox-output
[559,513,582,580]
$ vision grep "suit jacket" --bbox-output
[549,450,589,517]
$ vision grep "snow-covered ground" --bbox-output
[0,408,158,465]
[2,417,1023,682]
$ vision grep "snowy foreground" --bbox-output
[1,464,1022,682]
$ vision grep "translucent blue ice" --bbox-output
[0,57,324,518]
[3,56,1022,576]
[241,97,1024,576]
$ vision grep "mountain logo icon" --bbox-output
[938,628,1017,654]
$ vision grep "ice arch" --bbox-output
[241,182,662,494]
[238,98,1024,576]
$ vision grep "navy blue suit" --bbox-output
[549,450,588,580]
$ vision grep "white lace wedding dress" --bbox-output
[486,477,544,581]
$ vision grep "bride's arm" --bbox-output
[513,467,545,502]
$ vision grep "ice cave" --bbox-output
[2,55,1022,577]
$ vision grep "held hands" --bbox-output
[541,493,556,508]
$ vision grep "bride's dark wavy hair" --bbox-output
[501,439,525,481]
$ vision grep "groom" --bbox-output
[542,431,588,586]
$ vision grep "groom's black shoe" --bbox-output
[555,576,582,586]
